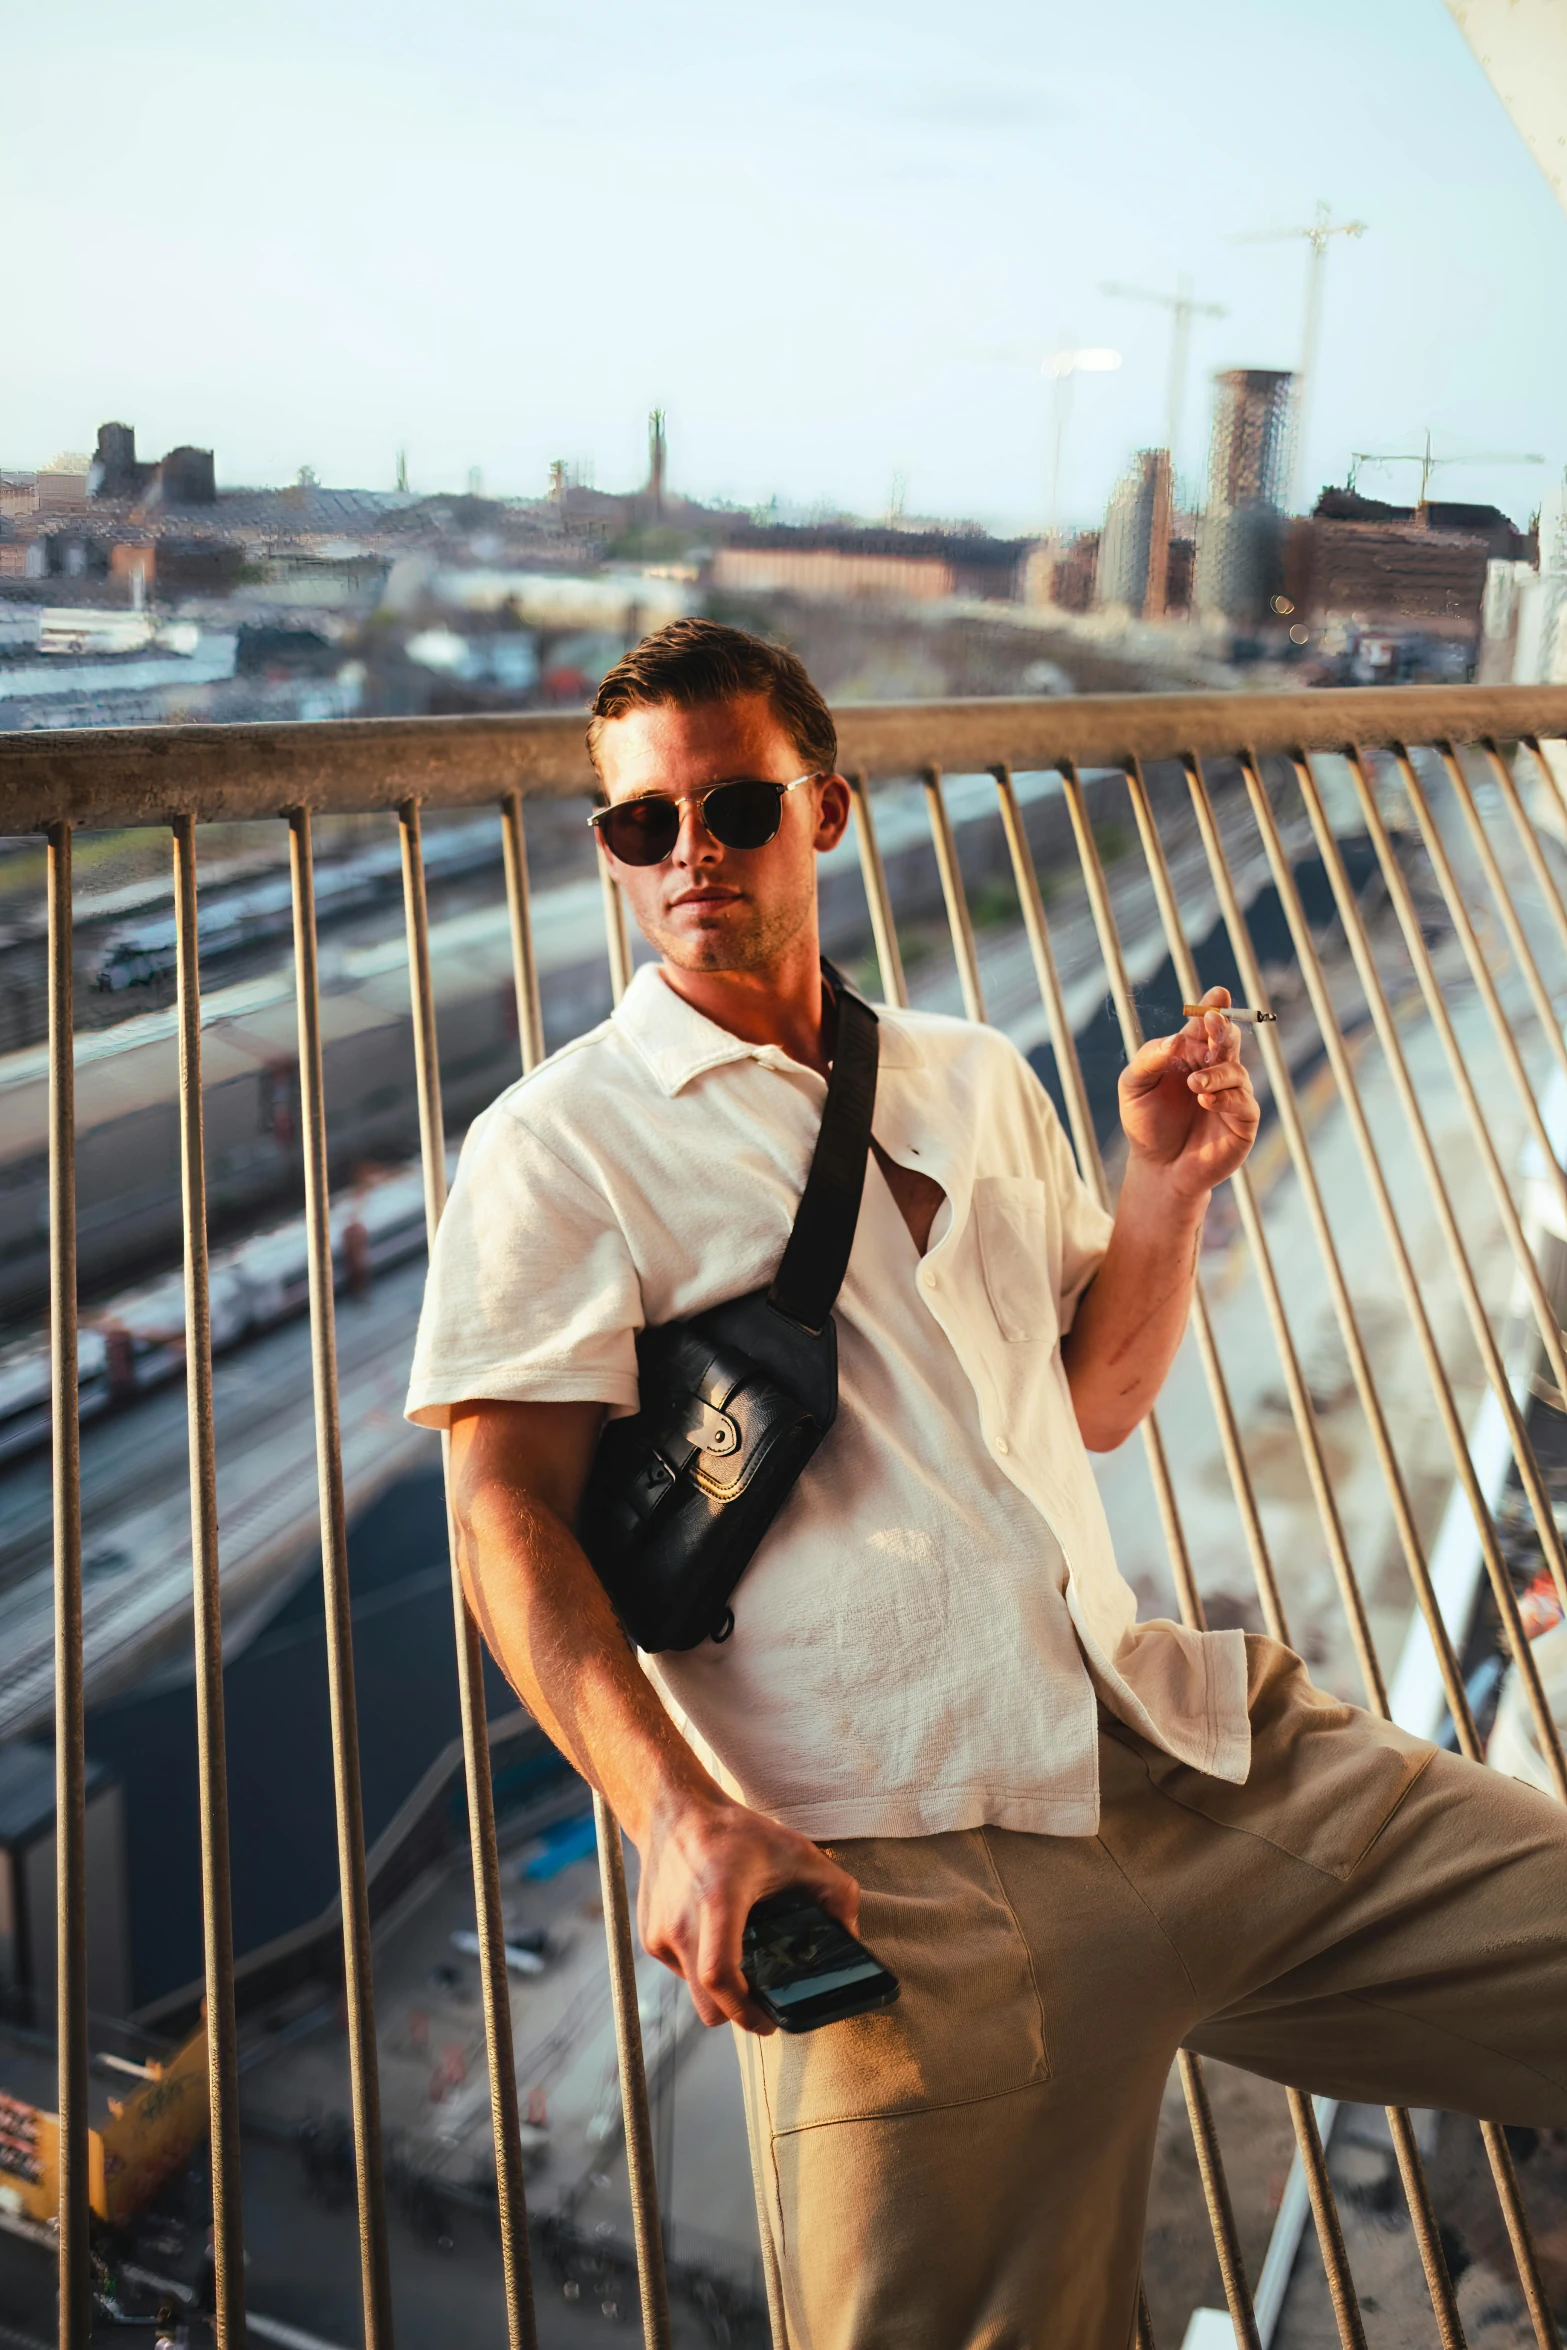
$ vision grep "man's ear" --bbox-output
[813,773,852,853]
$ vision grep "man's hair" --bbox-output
[587,618,837,777]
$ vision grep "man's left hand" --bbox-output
[1118,986,1260,1202]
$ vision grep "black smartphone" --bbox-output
[741,1887,900,2033]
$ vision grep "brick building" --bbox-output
[1284,490,1531,636]
[711,525,1026,605]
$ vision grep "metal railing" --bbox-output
[10,676,1567,2350]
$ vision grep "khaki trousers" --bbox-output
[735,1638,1567,2350]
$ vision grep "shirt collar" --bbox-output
[612,962,922,1097]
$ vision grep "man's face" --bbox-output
[592,693,851,974]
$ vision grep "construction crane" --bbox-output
[1235,201,1367,513]
[1098,275,1226,483]
[1346,429,1544,507]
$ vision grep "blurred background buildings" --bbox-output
[0,367,1557,740]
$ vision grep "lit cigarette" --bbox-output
[1182,1003,1277,1024]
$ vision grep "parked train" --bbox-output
[0,1160,438,1467]
[92,817,505,992]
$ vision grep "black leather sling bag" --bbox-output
[578,978,879,1654]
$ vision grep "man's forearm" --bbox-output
[1062,1159,1207,1450]
[452,1441,723,1847]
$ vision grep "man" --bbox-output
[408,620,1566,2348]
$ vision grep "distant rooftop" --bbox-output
[1312,485,1530,534]
[203,485,419,528]
[725,520,1026,564]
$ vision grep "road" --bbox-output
[0,1257,437,1739]
[236,1820,769,2345]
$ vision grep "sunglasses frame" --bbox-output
[587,770,824,864]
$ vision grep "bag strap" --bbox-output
[766,967,879,1336]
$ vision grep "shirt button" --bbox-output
[920,1266,937,1291]
[993,1434,1010,1456]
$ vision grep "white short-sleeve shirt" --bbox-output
[407,964,1249,1839]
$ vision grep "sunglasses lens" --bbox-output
[704,780,785,850]
[599,798,680,866]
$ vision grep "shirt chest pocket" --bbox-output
[974,1174,1060,1344]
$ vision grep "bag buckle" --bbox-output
[683,1397,740,1456]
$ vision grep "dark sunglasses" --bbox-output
[588,771,821,867]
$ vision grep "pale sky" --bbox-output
[6,0,1564,533]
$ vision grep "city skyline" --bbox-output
[5,0,1565,534]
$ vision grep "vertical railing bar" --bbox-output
[585,843,673,2346]
[1428,744,1567,1106]
[398,801,448,1243]
[1178,2052,1264,2350]
[999,764,1257,2343]
[1400,747,1567,1293]
[500,790,546,1075]
[599,851,634,1005]
[1337,753,1567,1435]
[1286,754,1567,1790]
[399,801,539,2350]
[1233,757,1487,1756]
[1136,2281,1158,2350]
[172,813,245,2350]
[48,818,89,2350]
[1479,2119,1560,2350]
[922,766,986,1022]
[1383,2107,1466,2350]
[848,771,909,1007]
[1482,733,1567,970]
[287,806,395,2350]
[1063,759,1372,2345]
[1285,2090,1368,2350]
[1186,1301,1287,1644]
[993,767,1095,1173]
[1139,1410,1207,1634]
[595,1794,674,2350]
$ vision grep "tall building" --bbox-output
[89,421,151,502]
[646,409,667,519]
[1195,369,1294,625]
[150,445,217,506]
[1206,368,1293,507]
[1095,450,1173,618]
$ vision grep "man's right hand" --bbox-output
[637,1787,861,2035]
